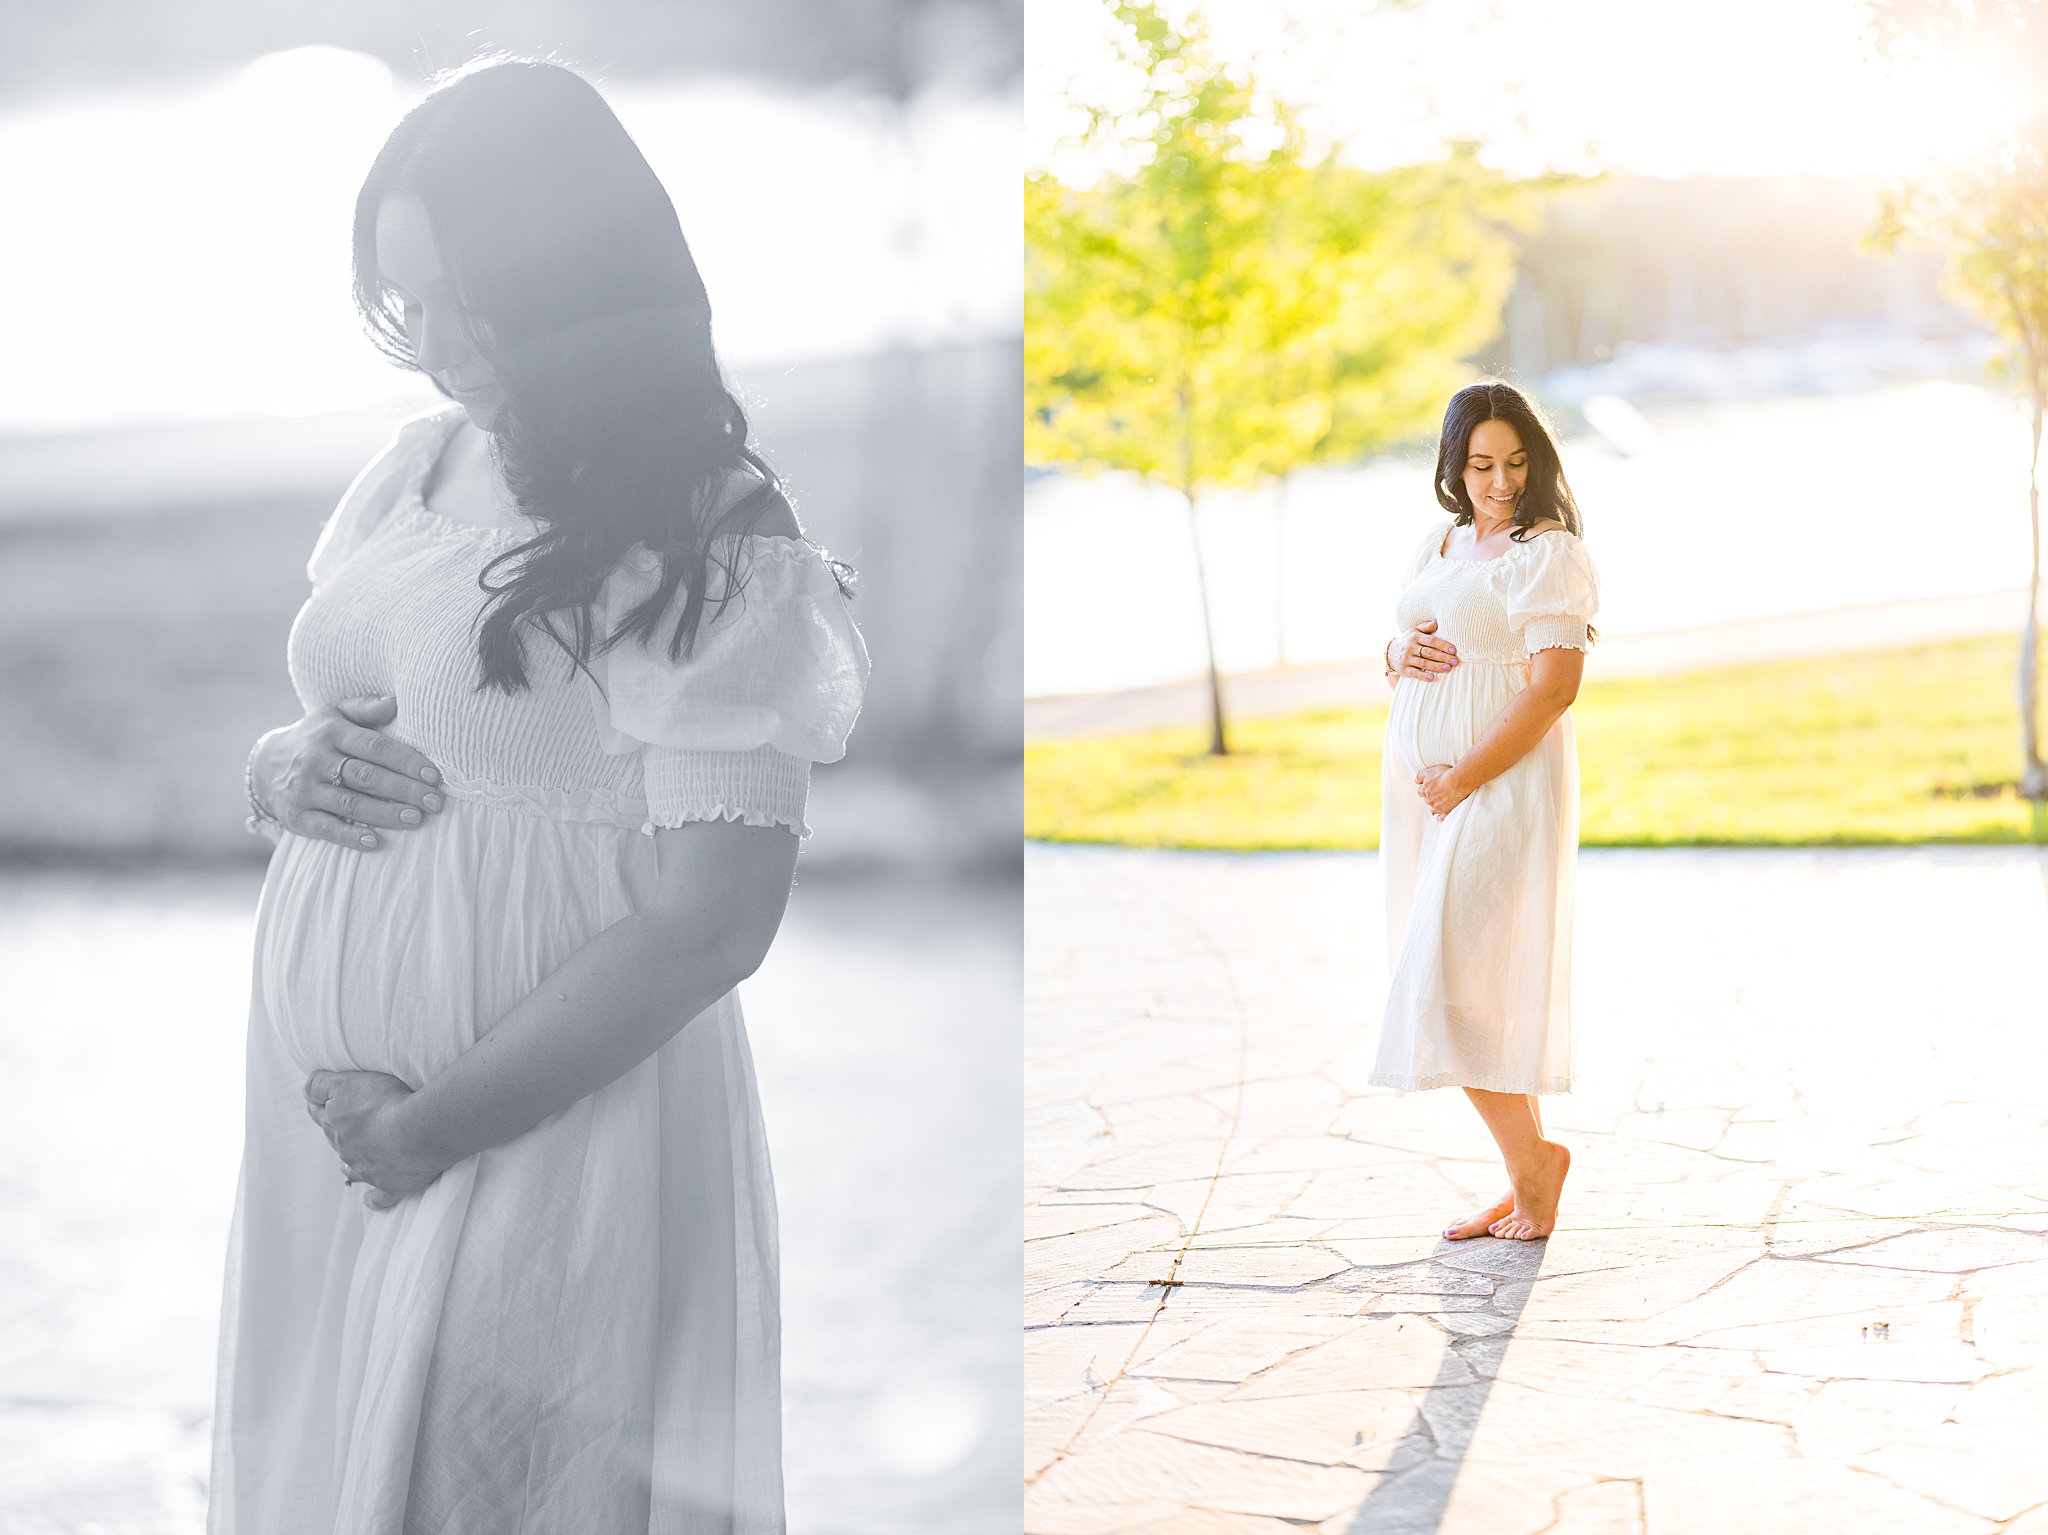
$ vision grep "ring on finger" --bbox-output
[328,758,349,787]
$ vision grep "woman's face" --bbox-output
[1461,417,1528,520]
[374,192,507,429]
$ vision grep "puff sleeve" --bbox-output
[305,410,442,589]
[586,539,871,840]
[1497,531,1600,655]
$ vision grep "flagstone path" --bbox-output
[1026,843,2048,1534]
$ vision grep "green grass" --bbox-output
[1026,632,2048,848]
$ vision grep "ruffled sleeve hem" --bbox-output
[1523,617,1592,653]
[641,804,813,840]
[637,743,813,841]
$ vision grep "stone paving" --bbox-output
[1026,843,2048,1534]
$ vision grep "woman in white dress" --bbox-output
[1372,381,1599,1243]
[216,58,868,1531]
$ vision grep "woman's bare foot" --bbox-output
[1490,1141,1571,1240]
[1443,1191,1515,1241]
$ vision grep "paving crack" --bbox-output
[1845,1461,2002,1526]
[1025,881,1255,1489]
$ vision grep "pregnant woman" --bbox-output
[214,58,867,1531]
[1372,380,1599,1243]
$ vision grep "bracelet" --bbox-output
[244,737,285,842]
[1383,635,1401,682]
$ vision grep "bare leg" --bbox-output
[1461,1088,1570,1241]
[1442,1091,1538,1240]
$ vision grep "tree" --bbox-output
[1260,152,1540,660]
[1870,0,2048,801]
[1026,1,1527,753]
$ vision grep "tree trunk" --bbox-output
[1274,475,1291,668]
[1186,488,1229,756]
[1179,376,1228,756]
[2020,385,2046,802]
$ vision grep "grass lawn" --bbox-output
[1026,632,2048,848]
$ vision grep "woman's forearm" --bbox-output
[394,912,752,1170]
[1449,678,1573,794]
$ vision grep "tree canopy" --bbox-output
[1027,3,1530,497]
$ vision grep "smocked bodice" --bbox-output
[286,407,868,835]
[1391,522,1599,664]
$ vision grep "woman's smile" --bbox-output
[1462,418,1530,519]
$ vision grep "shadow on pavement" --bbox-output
[1345,1243,1546,1534]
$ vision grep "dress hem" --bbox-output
[1367,1070,1574,1095]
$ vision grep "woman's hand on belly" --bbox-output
[305,1068,450,1210]
[1393,619,1459,682]
[1416,763,1476,820]
[251,694,446,853]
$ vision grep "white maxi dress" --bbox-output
[1371,520,1599,1095]
[209,406,870,1534]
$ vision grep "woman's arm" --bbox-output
[1415,646,1585,817]
[310,817,800,1192]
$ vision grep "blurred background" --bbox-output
[0,3,1020,1533]
[1026,0,2048,849]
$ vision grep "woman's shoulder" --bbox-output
[617,533,841,593]
[380,402,465,458]
[1411,517,1455,555]
[1501,520,1587,565]
[706,463,800,539]
[408,400,468,430]
[346,404,462,502]
[307,407,461,586]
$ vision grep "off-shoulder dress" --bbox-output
[209,405,869,1534]
[1372,521,1599,1096]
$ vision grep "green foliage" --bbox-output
[1872,137,2048,410]
[1026,633,2048,848]
[1025,2,1531,497]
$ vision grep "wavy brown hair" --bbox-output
[351,54,852,694]
[1432,380,1585,539]
[1433,380,1594,642]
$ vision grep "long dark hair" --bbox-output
[1432,380,1585,540]
[351,54,851,694]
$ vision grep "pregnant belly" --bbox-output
[253,803,647,1084]
[1384,661,1529,777]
